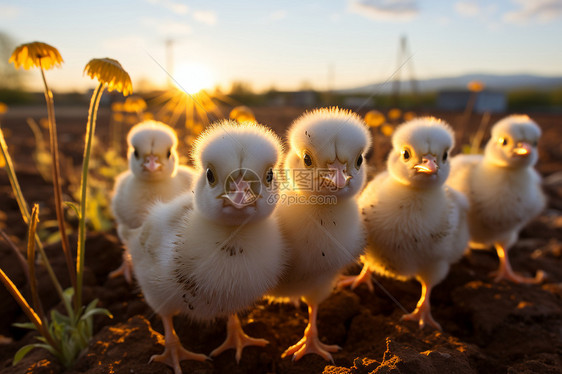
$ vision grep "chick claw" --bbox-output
[210,314,268,363]
[401,306,442,331]
[336,266,374,292]
[150,342,208,374]
[492,244,545,284]
[282,335,340,362]
[490,268,545,285]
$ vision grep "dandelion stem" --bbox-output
[40,65,76,293]
[0,130,42,250]
[470,112,491,154]
[75,82,105,313]
[27,205,46,325]
[0,128,64,301]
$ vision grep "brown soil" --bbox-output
[1,105,561,374]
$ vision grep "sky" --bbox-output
[1,0,562,93]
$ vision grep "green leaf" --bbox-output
[64,202,80,218]
[81,307,112,321]
[62,288,75,318]
[36,343,59,358]
[12,322,37,330]
[13,343,59,366]
[13,345,36,365]
[51,309,70,325]
[84,298,99,313]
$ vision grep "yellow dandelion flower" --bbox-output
[468,80,484,92]
[230,106,256,123]
[388,108,402,121]
[0,102,8,114]
[364,110,385,128]
[9,41,63,70]
[84,58,132,96]
[403,111,416,122]
[381,123,394,137]
[123,96,147,113]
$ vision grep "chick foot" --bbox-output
[400,282,442,331]
[401,305,442,331]
[210,314,268,363]
[281,303,340,362]
[337,265,374,292]
[490,264,545,284]
[492,244,545,284]
[109,250,134,284]
[151,315,208,374]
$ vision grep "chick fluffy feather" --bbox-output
[353,117,469,329]
[447,114,546,283]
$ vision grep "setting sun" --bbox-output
[172,63,214,94]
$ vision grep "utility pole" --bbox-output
[391,35,418,108]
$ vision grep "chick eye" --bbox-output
[265,168,274,185]
[499,137,508,146]
[402,148,411,161]
[167,149,172,159]
[356,154,363,169]
[206,168,216,185]
[532,140,538,147]
[133,148,139,159]
[443,150,449,162]
[303,152,313,167]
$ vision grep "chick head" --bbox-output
[286,107,371,198]
[484,114,541,169]
[192,120,283,226]
[127,120,179,182]
[389,117,454,189]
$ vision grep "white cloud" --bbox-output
[145,0,189,15]
[193,10,217,25]
[455,1,480,17]
[269,10,288,21]
[504,0,562,24]
[141,17,192,36]
[0,4,20,19]
[348,0,419,21]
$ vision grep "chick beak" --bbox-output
[143,154,162,172]
[222,176,256,209]
[513,142,532,157]
[325,160,351,189]
[414,155,438,175]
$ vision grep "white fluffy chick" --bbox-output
[127,120,285,373]
[268,107,371,361]
[340,117,469,330]
[110,120,195,283]
[447,114,546,284]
